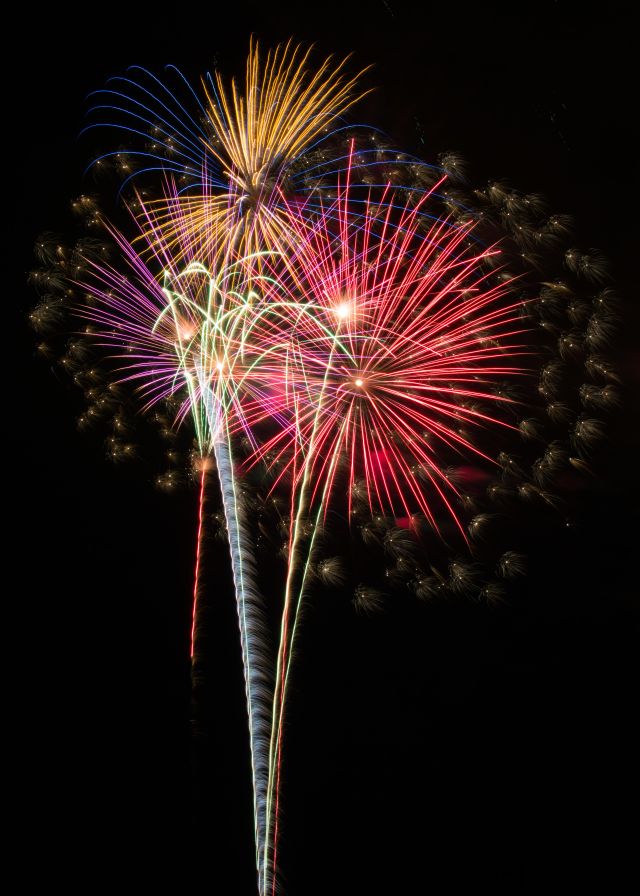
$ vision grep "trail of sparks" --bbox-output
[212,423,272,884]
[190,464,207,659]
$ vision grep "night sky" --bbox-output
[13,3,638,892]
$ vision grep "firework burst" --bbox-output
[30,37,620,896]
[86,39,370,262]
[251,171,531,536]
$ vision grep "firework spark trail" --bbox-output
[261,315,352,894]
[190,464,208,659]
[266,463,344,896]
[200,378,273,886]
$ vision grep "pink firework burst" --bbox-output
[251,172,533,540]
[74,198,303,454]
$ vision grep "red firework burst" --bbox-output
[250,171,533,539]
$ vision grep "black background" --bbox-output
[12,2,638,892]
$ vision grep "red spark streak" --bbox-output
[190,466,207,659]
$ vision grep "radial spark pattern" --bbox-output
[30,38,618,896]
[249,174,531,538]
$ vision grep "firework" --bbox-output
[31,38,619,896]
[70,171,530,889]
[254,174,530,531]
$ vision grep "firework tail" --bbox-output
[201,379,273,892]
[263,500,332,896]
[263,343,348,895]
[190,465,208,660]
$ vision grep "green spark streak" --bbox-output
[262,327,351,892]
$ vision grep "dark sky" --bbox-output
[12,3,638,892]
